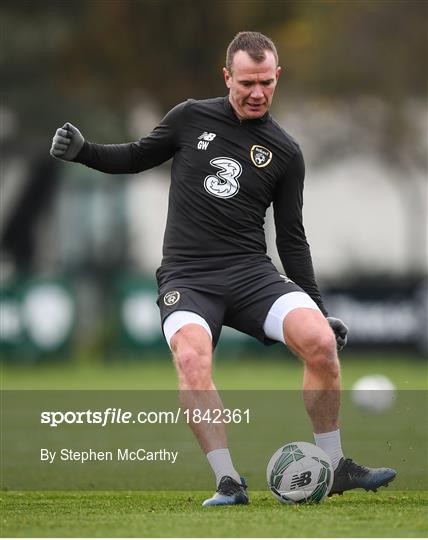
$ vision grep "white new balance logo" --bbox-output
[198,132,216,141]
[197,131,216,150]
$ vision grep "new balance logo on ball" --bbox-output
[290,471,312,489]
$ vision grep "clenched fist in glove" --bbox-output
[50,122,84,161]
[327,317,349,351]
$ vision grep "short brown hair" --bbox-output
[226,31,278,71]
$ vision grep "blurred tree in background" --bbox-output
[1,0,427,271]
[1,0,426,142]
[1,0,427,357]
[1,0,426,270]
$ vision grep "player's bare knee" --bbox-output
[175,346,209,375]
[301,330,338,375]
[171,324,211,354]
[317,330,337,358]
[313,351,340,379]
[171,329,212,388]
[295,326,332,356]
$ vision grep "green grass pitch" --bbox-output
[1,352,427,537]
[1,491,427,537]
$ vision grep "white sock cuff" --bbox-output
[206,448,230,459]
[314,429,344,470]
[314,428,341,440]
[206,448,240,485]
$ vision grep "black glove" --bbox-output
[50,122,84,161]
[327,317,348,351]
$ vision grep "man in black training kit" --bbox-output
[51,32,396,505]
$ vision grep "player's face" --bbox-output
[223,50,281,120]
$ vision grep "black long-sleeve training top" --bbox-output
[74,96,327,315]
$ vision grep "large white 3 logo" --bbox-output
[204,157,241,199]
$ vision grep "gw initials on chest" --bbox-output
[197,131,217,150]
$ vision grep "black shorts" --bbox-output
[156,255,304,347]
